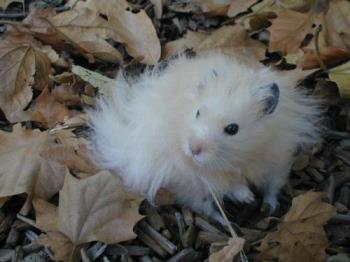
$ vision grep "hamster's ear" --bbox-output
[255,82,280,115]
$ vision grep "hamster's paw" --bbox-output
[231,186,255,204]
[262,195,279,215]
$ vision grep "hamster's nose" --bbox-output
[190,142,203,156]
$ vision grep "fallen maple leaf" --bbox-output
[59,170,143,244]
[258,191,336,262]
[300,47,350,70]
[88,0,161,64]
[41,129,98,174]
[0,35,36,121]
[23,87,77,128]
[328,61,350,98]
[324,0,350,51]
[227,0,257,17]
[192,0,231,16]
[209,237,245,262]
[268,10,314,54]
[163,31,210,58]
[195,25,266,61]
[0,124,66,214]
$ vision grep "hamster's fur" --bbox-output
[88,53,321,220]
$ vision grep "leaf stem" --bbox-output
[314,24,328,73]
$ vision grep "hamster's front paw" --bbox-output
[262,195,279,215]
[231,186,255,204]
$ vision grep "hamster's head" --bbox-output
[181,77,280,173]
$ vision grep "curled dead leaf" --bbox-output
[163,31,210,58]
[268,10,314,54]
[58,170,144,244]
[88,0,161,64]
[324,0,350,51]
[258,191,336,262]
[0,124,66,214]
[209,237,245,262]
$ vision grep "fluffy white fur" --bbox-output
[88,53,321,220]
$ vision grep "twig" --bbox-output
[314,24,328,73]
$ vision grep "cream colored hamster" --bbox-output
[88,52,321,221]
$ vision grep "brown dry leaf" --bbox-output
[33,198,58,233]
[51,7,123,63]
[163,31,210,58]
[209,237,245,262]
[37,232,76,262]
[0,124,66,214]
[192,0,231,16]
[324,0,350,51]
[277,0,314,12]
[227,0,257,17]
[0,35,35,121]
[250,0,284,14]
[0,33,53,121]
[24,6,122,64]
[87,0,161,64]
[33,198,76,261]
[23,87,77,128]
[268,10,314,54]
[195,25,266,61]
[329,61,350,98]
[300,47,350,70]
[41,129,98,174]
[0,0,23,10]
[58,170,144,244]
[258,191,336,262]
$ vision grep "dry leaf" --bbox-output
[72,65,115,98]
[209,237,245,262]
[0,0,23,10]
[195,25,266,61]
[51,7,123,63]
[37,232,75,262]
[300,47,350,70]
[324,0,350,51]
[227,0,257,17]
[192,0,232,16]
[41,129,98,174]
[329,61,350,98]
[88,0,161,64]
[33,198,58,233]
[24,87,77,128]
[268,10,314,54]
[0,124,66,214]
[0,35,35,121]
[277,0,314,12]
[0,33,54,121]
[163,31,210,58]
[58,170,143,244]
[258,191,336,262]
[33,199,76,261]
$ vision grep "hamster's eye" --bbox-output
[196,110,200,119]
[224,123,239,136]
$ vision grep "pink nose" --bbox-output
[190,142,202,156]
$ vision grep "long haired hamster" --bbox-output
[88,52,321,220]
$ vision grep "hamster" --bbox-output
[88,52,321,221]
